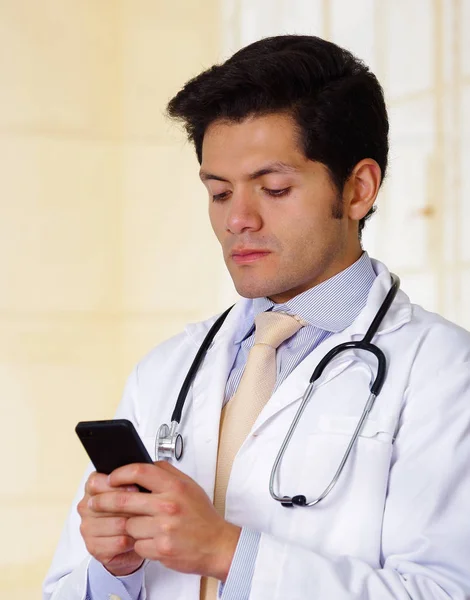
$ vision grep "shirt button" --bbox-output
[109,595,122,600]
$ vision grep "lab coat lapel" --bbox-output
[251,328,358,432]
[251,264,412,434]
[188,299,251,497]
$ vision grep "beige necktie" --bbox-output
[200,311,304,600]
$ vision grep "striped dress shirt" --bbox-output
[86,252,376,600]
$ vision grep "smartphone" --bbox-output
[75,419,154,492]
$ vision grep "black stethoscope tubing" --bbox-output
[171,304,234,424]
[310,273,399,394]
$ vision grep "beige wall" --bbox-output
[0,2,221,598]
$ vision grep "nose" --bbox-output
[225,188,262,234]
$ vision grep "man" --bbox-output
[44,35,470,600]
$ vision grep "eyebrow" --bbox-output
[199,161,300,183]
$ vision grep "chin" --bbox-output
[233,279,281,300]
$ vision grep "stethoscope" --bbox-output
[156,274,400,508]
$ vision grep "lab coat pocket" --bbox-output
[281,413,395,563]
[313,413,396,443]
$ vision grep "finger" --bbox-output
[86,472,140,496]
[134,538,167,562]
[85,534,136,559]
[126,515,158,540]
[89,490,154,516]
[79,493,139,521]
[108,463,185,494]
[81,516,129,538]
[85,472,112,495]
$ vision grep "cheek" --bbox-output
[208,206,224,239]
[275,212,317,249]
[281,197,339,241]
[274,215,337,269]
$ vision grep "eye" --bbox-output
[212,191,231,202]
[264,187,291,197]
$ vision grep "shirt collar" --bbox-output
[234,252,377,344]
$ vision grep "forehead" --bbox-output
[201,113,306,173]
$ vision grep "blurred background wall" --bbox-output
[0,2,221,598]
[1,1,468,598]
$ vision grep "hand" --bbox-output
[88,462,241,581]
[77,472,144,577]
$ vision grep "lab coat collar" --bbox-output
[184,297,252,349]
[352,259,411,336]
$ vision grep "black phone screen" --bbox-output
[75,419,154,491]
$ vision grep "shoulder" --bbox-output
[131,300,249,384]
[408,303,470,361]
[402,304,470,393]
[371,260,470,361]
[135,314,220,377]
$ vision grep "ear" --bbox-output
[343,159,382,223]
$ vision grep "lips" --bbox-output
[231,249,271,264]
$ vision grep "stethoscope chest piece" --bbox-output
[156,421,183,461]
[155,306,234,463]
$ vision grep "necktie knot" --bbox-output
[254,311,305,349]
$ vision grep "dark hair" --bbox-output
[167,35,389,234]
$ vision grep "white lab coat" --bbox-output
[44,260,470,599]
